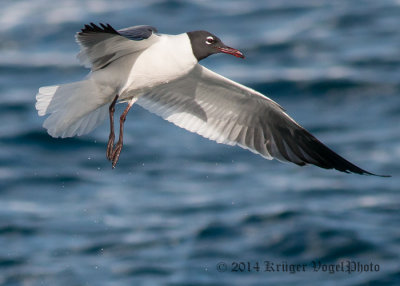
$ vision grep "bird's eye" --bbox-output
[205,36,214,45]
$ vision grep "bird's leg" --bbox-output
[106,94,119,160]
[111,98,137,168]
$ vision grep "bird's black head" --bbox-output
[187,30,245,61]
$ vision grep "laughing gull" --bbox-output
[36,23,387,176]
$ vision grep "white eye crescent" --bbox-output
[205,36,214,45]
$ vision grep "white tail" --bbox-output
[36,80,112,138]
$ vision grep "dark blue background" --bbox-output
[0,0,398,285]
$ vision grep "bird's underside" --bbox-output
[35,23,389,177]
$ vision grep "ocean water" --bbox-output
[0,0,399,285]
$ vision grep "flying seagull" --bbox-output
[35,23,388,176]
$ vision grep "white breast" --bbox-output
[119,33,197,99]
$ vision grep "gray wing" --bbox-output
[118,25,158,40]
[76,23,159,71]
[137,64,382,176]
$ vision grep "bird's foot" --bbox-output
[106,133,115,161]
[111,141,123,169]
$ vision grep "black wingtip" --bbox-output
[347,166,390,178]
[285,126,391,178]
[79,22,119,35]
[329,159,390,178]
[336,168,390,178]
[368,173,391,178]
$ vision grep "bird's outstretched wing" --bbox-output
[76,23,159,71]
[137,64,386,176]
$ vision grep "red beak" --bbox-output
[217,46,245,58]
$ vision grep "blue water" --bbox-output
[0,0,399,285]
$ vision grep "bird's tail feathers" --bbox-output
[36,80,111,138]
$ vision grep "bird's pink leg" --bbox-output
[111,98,137,168]
[106,94,119,160]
